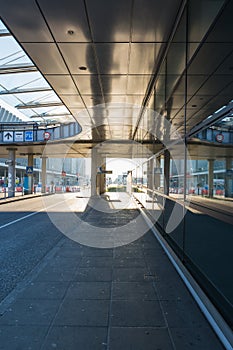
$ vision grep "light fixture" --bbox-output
[79,66,87,71]
[67,29,74,35]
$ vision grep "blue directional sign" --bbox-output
[3,131,13,142]
[26,166,33,175]
[25,130,33,142]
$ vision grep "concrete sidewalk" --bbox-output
[0,194,225,350]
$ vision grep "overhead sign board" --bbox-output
[26,166,33,175]
[3,131,13,142]
[14,131,24,142]
[25,130,33,142]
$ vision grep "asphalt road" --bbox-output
[0,194,78,302]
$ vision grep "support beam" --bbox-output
[154,156,161,190]
[208,159,214,198]
[16,102,63,109]
[164,150,170,196]
[41,157,47,194]
[91,148,106,196]
[7,148,17,198]
[99,158,106,195]
[147,158,154,191]
[27,153,34,195]
[126,171,133,195]
[225,158,233,198]
[91,148,97,196]
[0,87,52,95]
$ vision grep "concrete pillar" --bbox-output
[126,171,132,194]
[91,148,97,196]
[154,157,161,190]
[147,158,154,191]
[99,158,106,195]
[164,150,170,196]
[91,148,106,196]
[27,153,34,194]
[7,148,17,198]
[225,158,233,198]
[41,157,47,194]
[208,159,214,198]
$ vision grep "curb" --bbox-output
[0,192,55,205]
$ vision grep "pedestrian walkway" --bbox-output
[0,193,226,350]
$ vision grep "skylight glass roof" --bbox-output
[0,20,74,124]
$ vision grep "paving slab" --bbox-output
[0,193,226,350]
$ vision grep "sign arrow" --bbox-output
[3,131,14,142]
[5,132,13,140]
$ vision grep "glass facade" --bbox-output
[131,0,233,328]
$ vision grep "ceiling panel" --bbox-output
[124,95,144,105]
[60,94,85,108]
[166,95,185,110]
[129,43,163,74]
[216,80,233,98]
[70,108,93,127]
[214,51,233,74]
[188,43,233,75]
[101,75,127,94]
[186,95,212,110]
[73,75,102,95]
[169,108,184,120]
[45,75,78,94]
[186,75,209,96]
[127,75,151,94]
[132,0,182,42]
[22,43,68,74]
[0,1,53,42]
[95,44,129,74]
[196,74,233,95]
[82,95,104,106]
[104,95,127,104]
[38,0,91,42]
[205,0,233,43]
[86,0,132,42]
[58,43,97,74]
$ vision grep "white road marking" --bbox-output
[0,199,68,230]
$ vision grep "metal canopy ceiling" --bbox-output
[0,0,233,152]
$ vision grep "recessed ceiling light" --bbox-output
[79,66,87,71]
[67,30,74,35]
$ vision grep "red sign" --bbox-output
[43,131,51,140]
